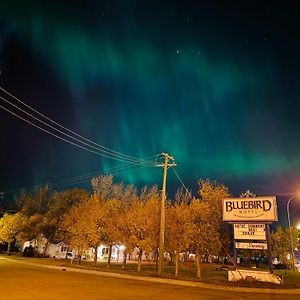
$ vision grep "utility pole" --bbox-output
[156,153,176,276]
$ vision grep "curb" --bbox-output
[1,256,300,295]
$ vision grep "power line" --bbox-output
[48,164,147,190]
[52,164,147,191]
[0,96,155,166]
[0,95,141,164]
[0,86,154,165]
[0,102,139,163]
[171,167,193,198]
[0,86,160,197]
[49,160,155,187]
[0,97,154,166]
[0,163,150,195]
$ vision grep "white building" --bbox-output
[23,235,68,259]
[23,236,126,262]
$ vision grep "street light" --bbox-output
[287,196,297,270]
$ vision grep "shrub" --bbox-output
[23,245,36,257]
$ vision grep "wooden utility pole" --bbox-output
[156,153,176,276]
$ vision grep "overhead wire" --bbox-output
[0,101,138,163]
[0,96,155,164]
[0,163,150,195]
[48,163,146,190]
[0,86,156,166]
[171,167,193,198]
[47,154,157,190]
[47,165,130,189]
[0,86,154,165]
[0,96,154,166]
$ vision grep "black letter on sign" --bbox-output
[263,200,272,211]
[226,202,233,212]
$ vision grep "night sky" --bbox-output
[1,1,300,225]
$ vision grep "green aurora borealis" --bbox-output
[1,1,300,201]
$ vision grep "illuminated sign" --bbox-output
[222,196,278,222]
[234,224,266,240]
[235,242,268,250]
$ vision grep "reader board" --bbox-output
[234,224,266,240]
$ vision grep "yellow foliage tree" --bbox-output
[120,186,160,271]
[0,212,26,253]
[198,179,230,223]
[271,226,298,268]
[61,196,107,265]
[165,201,193,277]
[190,199,221,279]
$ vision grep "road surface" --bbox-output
[0,257,299,300]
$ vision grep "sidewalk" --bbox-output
[1,256,300,295]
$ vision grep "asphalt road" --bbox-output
[0,258,299,300]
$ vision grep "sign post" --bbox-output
[266,225,274,273]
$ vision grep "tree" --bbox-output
[60,203,90,262]
[198,179,230,223]
[16,186,49,216]
[91,175,113,198]
[16,188,89,255]
[120,187,160,272]
[271,226,298,268]
[198,179,231,264]
[165,201,193,277]
[100,198,122,268]
[189,199,221,279]
[19,214,45,242]
[61,195,107,266]
[175,187,193,205]
[44,188,89,246]
[0,213,26,254]
[91,175,138,267]
[47,188,89,219]
[111,182,138,204]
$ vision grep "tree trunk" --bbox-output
[65,246,69,259]
[175,250,180,277]
[137,248,143,272]
[7,241,12,255]
[155,248,159,271]
[169,251,174,265]
[122,249,127,270]
[107,243,113,268]
[43,240,49,257]
[196,249,201,279]
[93,246,98,267]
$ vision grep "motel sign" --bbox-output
[223,196,278,222]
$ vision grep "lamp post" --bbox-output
[287,196,296,270]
